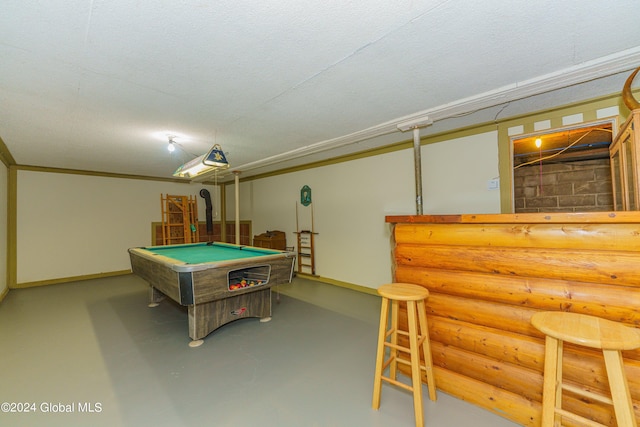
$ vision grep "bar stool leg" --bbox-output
[389,299,400,381]
[533,311,640,427]
[407,301,424,427]
[603,349,638,427]
[417,299,437,401]
[553,339,564,427]
[372,296,389,409]
[540,335,561,427]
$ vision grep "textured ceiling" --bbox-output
[2,0,640,181]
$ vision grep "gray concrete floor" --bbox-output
[0,275,520,426]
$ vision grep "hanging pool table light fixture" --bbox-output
[173,144,229,178]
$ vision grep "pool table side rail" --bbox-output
[127,246,296,272]
[128,249,296,306]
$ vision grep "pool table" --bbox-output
[128,242,296,346]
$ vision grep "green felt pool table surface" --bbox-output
[143,242,284,264]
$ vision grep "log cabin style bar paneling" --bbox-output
[385,212,640,426]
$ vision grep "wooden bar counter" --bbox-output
[385,212,640,426]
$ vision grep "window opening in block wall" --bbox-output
[510,118,616,213]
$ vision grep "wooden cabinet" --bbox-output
[610,110,640,210]
[253,230,286,250]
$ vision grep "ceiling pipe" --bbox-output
[397,116,433,215]
[412,128,424,215]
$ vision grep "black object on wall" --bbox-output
[199,189,213,238]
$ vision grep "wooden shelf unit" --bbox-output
[610,109,640,210]
[161,194,199,245]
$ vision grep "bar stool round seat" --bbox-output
[377,282,430,301]
[531,311,640,427]
[372,283,437,427]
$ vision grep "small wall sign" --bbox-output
[300,185,312,206]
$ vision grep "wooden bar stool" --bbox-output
[372,283,437,427]
[531,311,640,427]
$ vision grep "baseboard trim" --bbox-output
[295,273,378,296]
[13,270,132,289]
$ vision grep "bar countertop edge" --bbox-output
[385,211,640,224]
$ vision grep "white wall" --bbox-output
[14,130,499,288]
[224,178,254,226]
[225,131,500,289]
[0,163,7,295]
[16,170,219,284]
[423,131,500,214]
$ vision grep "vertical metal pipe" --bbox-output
[219,183,227,242]
[234,171,240,244]
[413,127,423,215]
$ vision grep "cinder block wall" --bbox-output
[514,158,613,212]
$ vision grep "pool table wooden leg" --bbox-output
[187,288,272,346]
[189,339,204,348]
[148,286,164,308]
